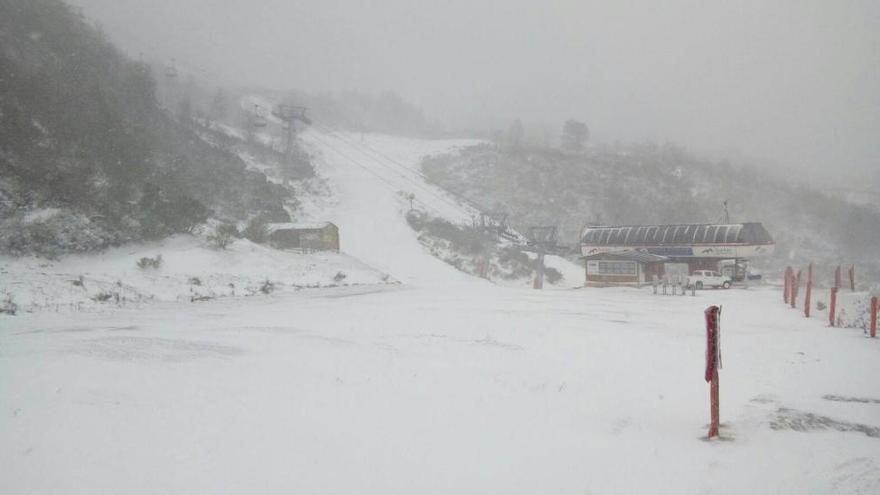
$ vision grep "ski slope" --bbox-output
[298,128,482,286]
[298,127,582,287]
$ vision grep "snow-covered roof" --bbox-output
[580,251,669,263]
[581,222,773,246]
[266,222,335,233]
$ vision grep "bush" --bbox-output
[242,215,269,244]
[0,293,17,315]
[333,271,347,283]
[0,212,122,257]
[208,222,239,249]
[407,210,492,255]
[136,255,163,270]
[260,279,275,294]
[91,292,115,302]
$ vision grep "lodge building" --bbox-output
[579,222,774,286]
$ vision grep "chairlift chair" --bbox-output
[252,105,268,128]
[164,59,178,78]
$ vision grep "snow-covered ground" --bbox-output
[3,284,879,494]
[2,129,879,494]
[0,235,391,313]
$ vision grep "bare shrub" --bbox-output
[208,222,239,249]
[137,255,163,270]
[242,215,270,244]
[0,293,17,315]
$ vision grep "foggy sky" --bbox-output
[74,0,879,182]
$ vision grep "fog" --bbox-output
[74,0,879,182]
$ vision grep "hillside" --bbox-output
[0,0,291,256]
[422,142,880,285]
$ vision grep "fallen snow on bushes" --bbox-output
[0,235,392,313]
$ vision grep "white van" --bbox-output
[690,270,732,289]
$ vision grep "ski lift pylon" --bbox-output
[164,58,178,78]
[252,104,268,128]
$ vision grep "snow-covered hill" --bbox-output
[298,127,583,287]
[0,235,391,314]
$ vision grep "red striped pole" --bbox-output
[871,297,877,338]
[804,263,814,318]
[805,280,812,318]
[783,267,791,304]
[829,287,837,327]
[704,305,721,439]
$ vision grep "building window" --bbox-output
[596,261,637,275]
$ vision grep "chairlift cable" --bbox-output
[310,122,485,221]
[304,132,447,218]
[314,122,487,213]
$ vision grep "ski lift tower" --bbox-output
[272,104,312,185]
[524,226,559,289]
[479,211,509,233]
[163,58,178,110]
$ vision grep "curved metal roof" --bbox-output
[581,223,773,246]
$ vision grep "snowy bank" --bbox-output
[0,235,393,314]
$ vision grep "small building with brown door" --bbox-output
[267,222,339,252]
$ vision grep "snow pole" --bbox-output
[828,287,837,327]
[791,270,801,309]
[804,263,813,318]
[834,265,841,289]
[804,280,812,318]
[849,265,856,291]
[783,266,792,304]
[704,305,721,439]
[870,296,878,337]
[533,253,545,290]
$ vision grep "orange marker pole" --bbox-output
[871,297,878,338]
[783,268,790,304]
[704,306,721,439]
[828,287,837,327]
[804,281,812,318]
